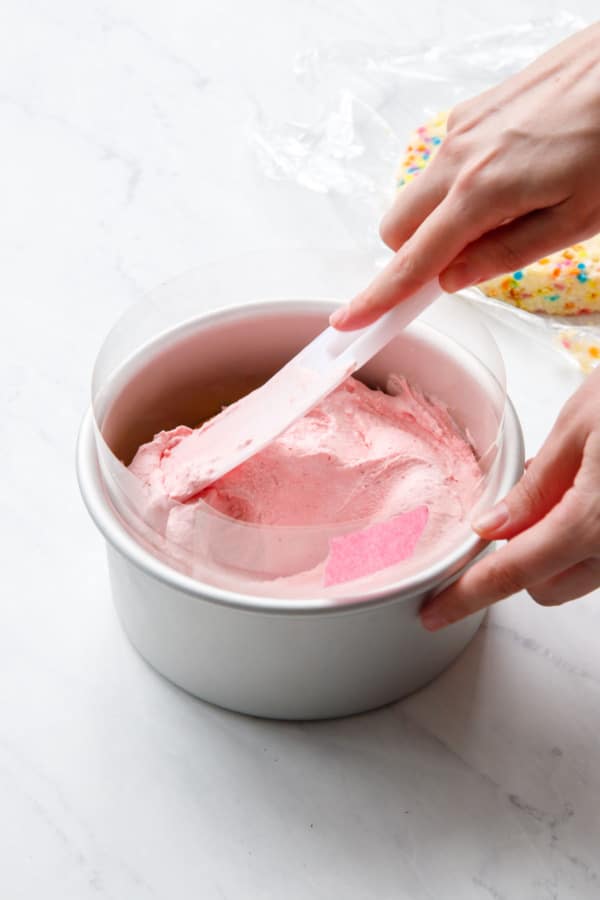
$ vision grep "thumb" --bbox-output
[472,417,582,539]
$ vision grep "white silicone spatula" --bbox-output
[163,279,442,501]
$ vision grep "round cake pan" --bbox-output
[77,299,524,719]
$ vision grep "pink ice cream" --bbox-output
[128,375,481,587]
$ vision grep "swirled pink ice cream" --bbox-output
[128,375,481,589]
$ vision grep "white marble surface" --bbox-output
[3,1,600,897]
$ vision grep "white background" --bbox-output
[2,1,600,898]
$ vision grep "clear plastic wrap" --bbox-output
[458,288,600,374]
[250,13,600,373]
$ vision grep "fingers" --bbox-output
[423,381,600,629]
[420,493,589,630]
[332,180,509,331]
[440,202,577,293]
[528,557,600,607]
[472,414,584,540]
[379,168,448,250]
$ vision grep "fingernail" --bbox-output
[420,607,448,632]
[330,306,349,328]
[472,501,509,534]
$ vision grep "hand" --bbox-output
[331,22,600,331]
[420,366,600,630]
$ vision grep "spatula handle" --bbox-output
[340,278,442,369]
[297,279,442,376]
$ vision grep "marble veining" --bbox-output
[3,0,600,897]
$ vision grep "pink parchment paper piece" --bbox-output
[323,506,429,587]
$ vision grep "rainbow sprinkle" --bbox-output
[396,111,600,315]
[482,242,600,315]
[557,329,600,373]
[396,112,448,188]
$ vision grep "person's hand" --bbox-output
[330,22,600,331]
[419,366,600,630]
